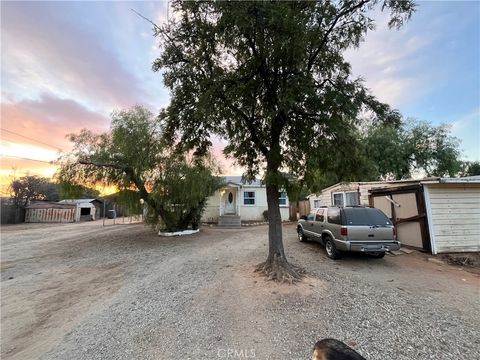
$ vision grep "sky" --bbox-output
[1,1,479,193]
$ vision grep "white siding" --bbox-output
[425,184,480,253]
[309,182,393,208]
[202,190,222,222]
[201,187,290,222]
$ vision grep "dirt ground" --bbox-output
[1,221,479,360]
[440,252,480,274]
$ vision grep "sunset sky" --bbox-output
[1,1,479,194]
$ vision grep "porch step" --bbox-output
[218,215,241,227]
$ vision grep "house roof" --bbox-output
[307,178,433,198]
[309,176,480,198]
[223,176,263,187]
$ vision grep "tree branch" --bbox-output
[307,0,372,71]
[225,103,269,157]
[78,159,169,221]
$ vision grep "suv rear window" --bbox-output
[343,208,392,226]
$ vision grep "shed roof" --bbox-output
[421,175,480,184]
[59,198,102,204]
[26,202,76,209]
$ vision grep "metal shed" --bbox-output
[58,199,101,221]
[25,202,77,223]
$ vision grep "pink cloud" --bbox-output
[1,93,110,151]
[2,2,148,110]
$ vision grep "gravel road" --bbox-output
[1,221,479,360]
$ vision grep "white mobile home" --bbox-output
[307,179,423,209]
[201,176,289,226]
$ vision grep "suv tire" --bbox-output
[325,237,341,260]
[297,227,307,242]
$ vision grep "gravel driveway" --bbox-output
[1,221,479,360]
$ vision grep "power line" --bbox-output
[0,155,56,164]
[1,128,63,151]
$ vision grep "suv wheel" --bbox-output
[325,237,341,259]
[297,227,307,242]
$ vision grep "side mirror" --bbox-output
[300,215,307,220]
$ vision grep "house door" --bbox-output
[225,191,236,214]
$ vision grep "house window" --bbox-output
[345,192,359,206]
[333,193,344,206]
[332,191,360,207]
[278,191,288,206]
[313,199,321,208]
[243,191,255,205]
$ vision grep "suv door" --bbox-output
[303,210,317,238]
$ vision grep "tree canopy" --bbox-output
[153,0,416,282]
[57,106,222,232]
[9,175,59,206]
[460,161,480,177]
[363,120,463,180]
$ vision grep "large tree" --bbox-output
[57,106,222,232]
[153,0,415,281]
[363,120,463,179]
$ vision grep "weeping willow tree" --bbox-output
[57,105,223,231]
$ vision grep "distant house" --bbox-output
[201,176,289,226]
[308,176,480,254]
[58,199,103,221]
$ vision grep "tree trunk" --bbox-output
[255,178,304,283]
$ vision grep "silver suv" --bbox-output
[297,206,400,259]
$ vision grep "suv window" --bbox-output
[343,208,392,226]
[306,212,316,221]
[315,209,325,222]
[327,208,341,225]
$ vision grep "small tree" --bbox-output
[153,0,414,282]
[9,175,58,206]
[57,106,222,231]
